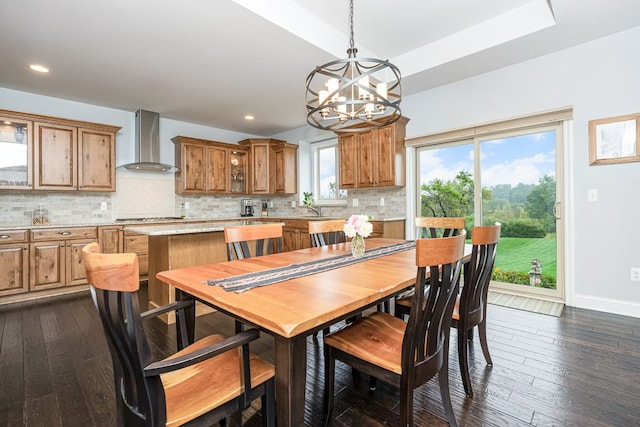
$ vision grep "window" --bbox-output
[312,139,347,204]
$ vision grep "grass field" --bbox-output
[493,234,556,280]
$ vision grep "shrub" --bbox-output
[501,219,546,238]
[491,267,556,288]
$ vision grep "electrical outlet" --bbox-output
[352,198,359,207]
[379,197,385,206]
[588,189,598,202]
[184,202,190,209]
[631,267,640,282]
[269,201,274,208]
[100,202,107,211]
[291,200,296,208]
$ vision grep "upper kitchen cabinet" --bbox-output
[270,141,298,194]
[238,138,298,194]
[172,136,248,194]
[0,109,119,192]
[0,115,32,190]
[337,116,409,189]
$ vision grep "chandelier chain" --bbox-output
[349,0,355,51]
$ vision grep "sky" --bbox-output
[419,130,556,188]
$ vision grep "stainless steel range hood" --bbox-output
[121,109,177,172]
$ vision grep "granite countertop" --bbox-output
[0,215,405,231]
[124,220,284,236]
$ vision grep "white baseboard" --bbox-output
[573,294,640,319]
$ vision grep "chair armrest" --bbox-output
[143,329,260,377]
[140,299,193,320]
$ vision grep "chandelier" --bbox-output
[305,0,402,132]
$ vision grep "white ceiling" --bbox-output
[2,0,640,136]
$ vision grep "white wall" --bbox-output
[401,26,640,317]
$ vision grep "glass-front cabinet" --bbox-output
[230,149,248,193]
[0,116,32,189]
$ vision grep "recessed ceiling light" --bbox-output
[244,115,254,120]
[29,64,50,73]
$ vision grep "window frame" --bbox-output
[311,138,348,206]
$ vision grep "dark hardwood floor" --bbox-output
[1,286,639,426]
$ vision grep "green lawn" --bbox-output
[494,234,556,280]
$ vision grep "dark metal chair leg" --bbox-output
[457,325,474,397]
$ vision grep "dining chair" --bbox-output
[453,223,501,397]
[394,216,466,319]
[308,219,346,337]
[224,223,283,331]
[224,223,283,260]
[323,231,466,427]
[308,219,346,247]
[82,242,276,427]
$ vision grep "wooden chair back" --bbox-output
[415,216,465,238]
[224,223,283,260]
[404,230,466,383]
[308,219,346,247]
[460,223,501,326]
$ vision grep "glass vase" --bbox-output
[351,234,366,258]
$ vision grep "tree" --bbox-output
[525,175,556,232]
[420,171,477,217]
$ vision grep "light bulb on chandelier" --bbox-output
[305,0,401,132]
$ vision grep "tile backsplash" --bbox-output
[0,171,406,226]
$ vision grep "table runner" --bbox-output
[208,240,416,293]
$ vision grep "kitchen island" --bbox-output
[125,220,282,323]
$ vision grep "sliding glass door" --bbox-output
[417,123,564,301]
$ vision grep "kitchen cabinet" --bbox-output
[98,225,123,254]
[124,230,149,279]
[271,141,298,194]
[77,127,116,191]
[281,219,313,252]
[238,138,298,194]
[172,136,248,194]
[337,116,409,189]
[33,122,117,192]
[264,218,406,252]
[0,115,32,190]
[1,109,119,192]
[0,230,29,296]
[30,227,97,291]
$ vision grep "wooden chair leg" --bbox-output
[457,325,474,397]
[323,346,336,427]
[438,353,458,427]
[478,319,492,366]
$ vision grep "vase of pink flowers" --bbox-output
[343,214,373,258]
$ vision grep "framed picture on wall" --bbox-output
[589,113,640,165]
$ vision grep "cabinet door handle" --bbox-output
[0,234,10,239]
[59,231,72,236]
[24,246,28,250]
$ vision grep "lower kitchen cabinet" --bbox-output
[98,225,123,253]
[282,219,313,252]
[124,230,149,279]
[29,227,97,291]
[279,218,405,252]
[0,230,29,296]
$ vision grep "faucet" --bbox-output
[307,205,322,217]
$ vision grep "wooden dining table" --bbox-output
[156,238,468,427]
